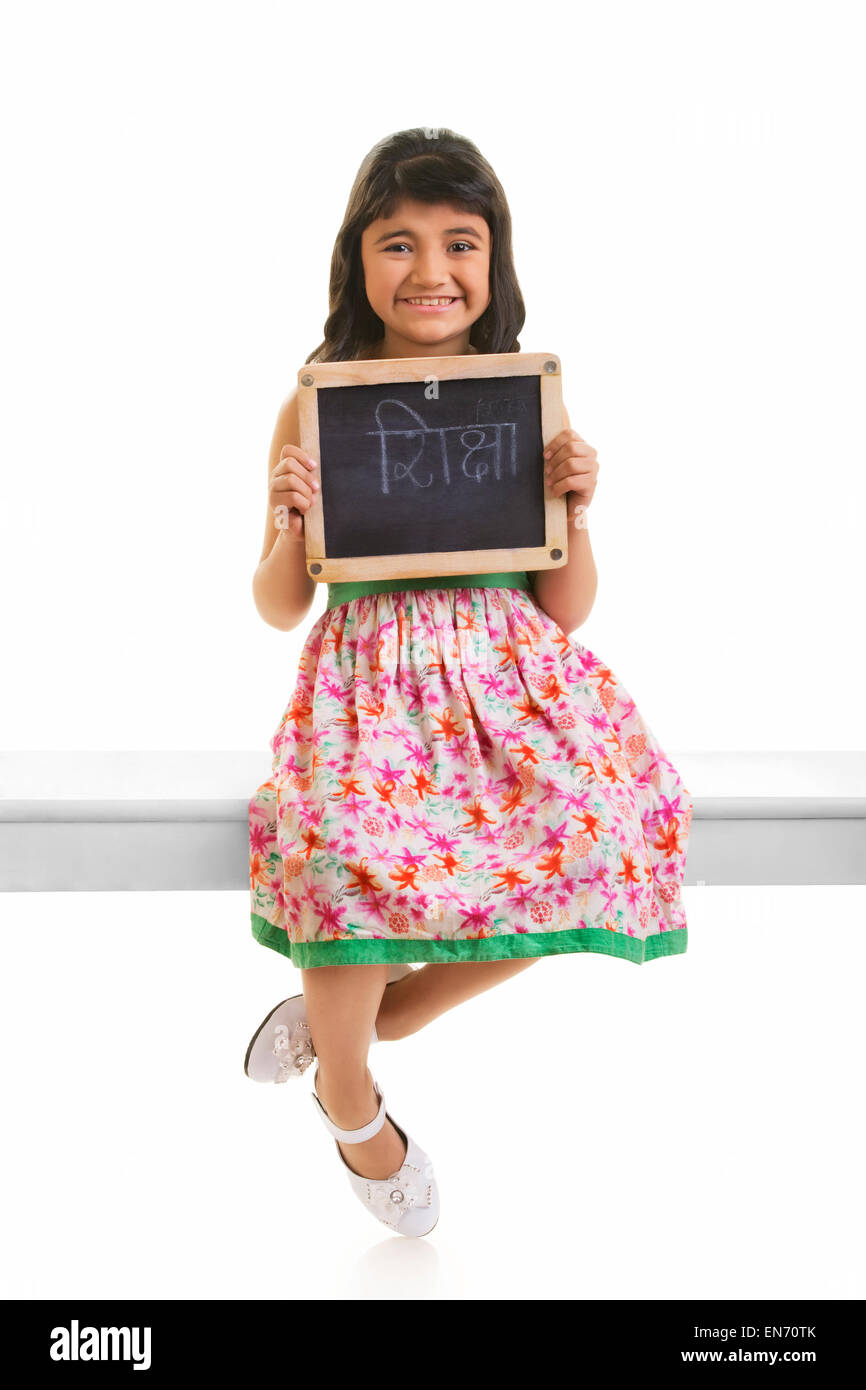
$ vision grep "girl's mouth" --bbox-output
[399,296,462,312]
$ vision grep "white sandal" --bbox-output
[310,1066,440,1237]
[243,962,417,1084]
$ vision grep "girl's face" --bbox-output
[360,198,491,358]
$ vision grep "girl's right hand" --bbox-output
[268,444,319,542]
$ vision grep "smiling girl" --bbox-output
[246,127,693,1238]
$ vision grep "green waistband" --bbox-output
[325,571,531,609]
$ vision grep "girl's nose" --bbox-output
[413,255,451,284]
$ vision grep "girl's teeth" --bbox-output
[406,297,455,305]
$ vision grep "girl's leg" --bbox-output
[302,963,407,1181]
[375,957,539,1041]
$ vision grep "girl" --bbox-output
[246,128,693,1238]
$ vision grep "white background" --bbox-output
[1,0,864,1304]
[3,885,865,1300]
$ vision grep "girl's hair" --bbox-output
[305,127,525,364]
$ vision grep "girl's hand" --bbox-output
[268,445,319,542]
[543,429,599,528]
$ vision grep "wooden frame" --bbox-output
[297,351,569,583]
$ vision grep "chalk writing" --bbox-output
[367,400,518,496]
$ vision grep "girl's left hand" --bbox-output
[543,429,599,526]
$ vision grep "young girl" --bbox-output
[246,128,692,1238]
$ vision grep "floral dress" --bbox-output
[249,572,692,968]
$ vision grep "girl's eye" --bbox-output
[384,241,476,253]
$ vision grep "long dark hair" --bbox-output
[305,127,525,363]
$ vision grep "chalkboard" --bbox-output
[297,352,568,583]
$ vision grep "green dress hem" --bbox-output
[251,911,687,968]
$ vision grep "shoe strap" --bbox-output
[311,1079,387,1144]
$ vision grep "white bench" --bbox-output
[1,751,864,890]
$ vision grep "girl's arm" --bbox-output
[252,391,318,632]
[528,406,599,634]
